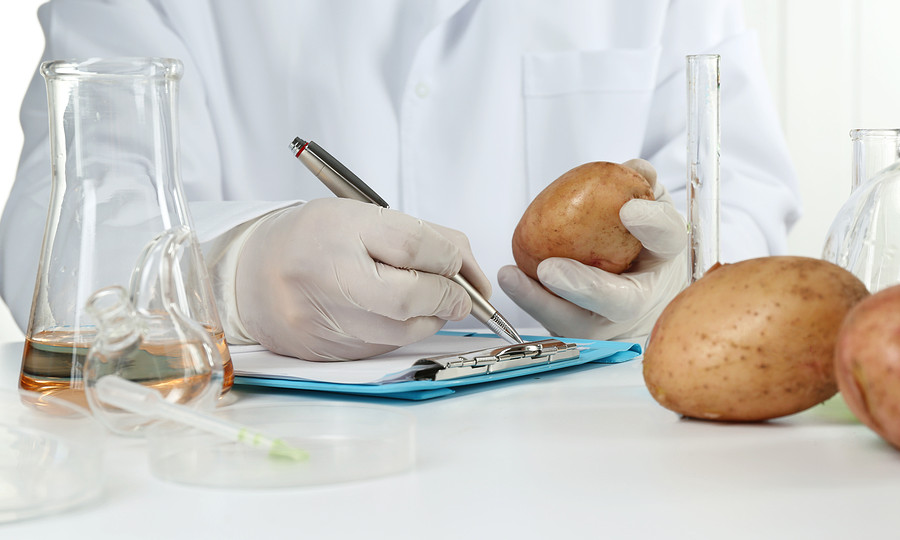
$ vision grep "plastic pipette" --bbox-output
[95,375,308,462]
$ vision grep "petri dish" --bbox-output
[145,402,416,488]
[0,389,105,523]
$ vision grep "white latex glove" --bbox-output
[498,159,687,342]
[235,198,492,361]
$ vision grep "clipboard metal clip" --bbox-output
[416,338,580,381]
[444,341,555,368]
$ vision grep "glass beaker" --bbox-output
[823,128,900,291]
[20,58,232,407]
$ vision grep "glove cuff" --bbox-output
[201,203,301,345]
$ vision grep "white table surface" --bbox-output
[2,338,899,540]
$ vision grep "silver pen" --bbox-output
[289,137,524,345]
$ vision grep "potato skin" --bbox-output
[512,161,653,279]
[643,256,869,422]
[835,285,900,449]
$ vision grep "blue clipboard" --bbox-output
[234,332,642,400]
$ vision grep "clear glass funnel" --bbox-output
[20,58,232,407]
[823,128,900,291]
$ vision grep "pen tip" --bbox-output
[488,313,525,345]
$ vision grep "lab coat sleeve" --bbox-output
[0,0,292,336]
[641,0,801,262]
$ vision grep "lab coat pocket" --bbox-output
[522,47,661,197]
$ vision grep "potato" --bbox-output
[643,256,869,422]
[834,284,900,449]
[512,161,653,280]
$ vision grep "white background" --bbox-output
[3,0,900,342]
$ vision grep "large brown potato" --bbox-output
[834,284,900,449]
[512,161,653,280]
[643,256,869,422]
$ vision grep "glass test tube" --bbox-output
[686,54,721,283]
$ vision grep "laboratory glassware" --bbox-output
[146,402,415,488]
[20,58,233,407]
[823,128,900,291]
[0,389,104,523]
[686,54,721,283]
[92,375,307,460]
[848,128,900,190]
[82,226,224,435]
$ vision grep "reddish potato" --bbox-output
[512,161,653,280]
[835,284,900,449]
[643,256,869,422]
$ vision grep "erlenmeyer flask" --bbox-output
[20,58,232,407]
[83,226,224,435]
[823,129,900,291]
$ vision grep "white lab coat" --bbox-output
[0,0,800,335]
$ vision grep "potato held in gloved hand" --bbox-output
[512,161,654,278]
[499,159,687,342]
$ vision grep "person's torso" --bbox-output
[156,0,681,327]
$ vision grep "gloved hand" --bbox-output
[497,159,687,342]
[235,198,492,361]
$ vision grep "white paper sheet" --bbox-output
[230,334,510,385]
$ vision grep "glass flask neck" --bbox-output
[84,287,141,352]
[850,128,900,191]
[82,229,225,436]
[40,57,183,80]
[41,56,191,233]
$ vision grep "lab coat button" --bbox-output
[415,82,430,98]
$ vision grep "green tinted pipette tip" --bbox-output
[268,438,310,462]
[237,427,309,462]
